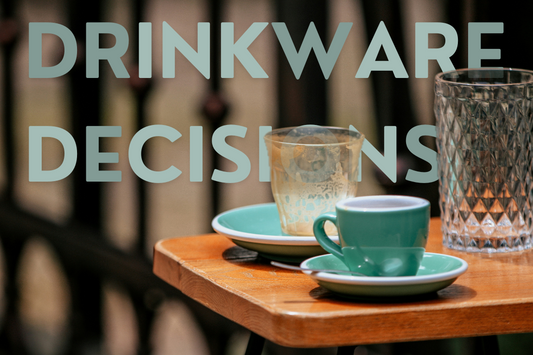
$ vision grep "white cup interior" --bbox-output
[338,195,429,212]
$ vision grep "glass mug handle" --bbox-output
[313,213,345,263]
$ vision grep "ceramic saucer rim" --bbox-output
[212,203,339,246]
[300,252,468,286]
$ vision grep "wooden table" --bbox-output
[153,217,533,354]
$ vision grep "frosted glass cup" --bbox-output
[434,68,533,252]
[264,126,364,236]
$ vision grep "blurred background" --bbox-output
[0,0,532,354]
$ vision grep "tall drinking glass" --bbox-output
[435,68,533,252]
[264,126,364,236]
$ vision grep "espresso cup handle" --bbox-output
[313,213,344,263]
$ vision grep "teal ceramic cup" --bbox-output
[313,195,430,277]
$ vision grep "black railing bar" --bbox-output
[130,0,151,255]
[203,0,229,222]
[0,2,19,202]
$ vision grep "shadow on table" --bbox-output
[308,284,477,304]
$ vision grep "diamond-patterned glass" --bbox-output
[435,69,533,252]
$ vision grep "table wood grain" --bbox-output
[153,217,533,348]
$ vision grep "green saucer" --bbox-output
[301,253,468,298]
[212,203,338,263]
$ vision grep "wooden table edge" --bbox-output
[153,234,533,348]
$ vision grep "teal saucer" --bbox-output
[301,253,468,298]
[212,203,338,263]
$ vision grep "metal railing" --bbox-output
[0,0,466,354]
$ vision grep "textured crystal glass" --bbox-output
[435,68,533,252]
[264,126,364,236]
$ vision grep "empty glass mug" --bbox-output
[434,68,533,252]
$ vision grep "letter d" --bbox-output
[29,126,77,182]
[29,23,77,78]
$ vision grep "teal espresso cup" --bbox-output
[313,195,430,277]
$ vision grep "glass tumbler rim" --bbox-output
[263,125,364,147]
[435,67,533,87]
